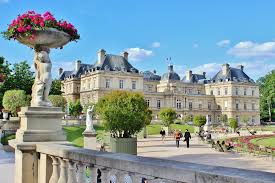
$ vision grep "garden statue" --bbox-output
[84,105,96,133]
[204,115,211,132]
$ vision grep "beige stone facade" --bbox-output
[59,49,260,125]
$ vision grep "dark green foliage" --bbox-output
[158,108,177,127]
[68,100,83,117]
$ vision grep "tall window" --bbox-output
[252,116,255,123]
[188,102,192,110]
[157,100,161,109]
[198,90,201,94]
[236,103,239,110]
[224,101,228,110]
[252,90,254,96]
[176,99,181,109]
[236,115,240,123]
[132,81,136,90]
[235,88,239,95]
[244,103,247,110]
[199,103,202,110]
[208,103,211,110]
[119,80,124,89]
[224,88,228,95]
[188,89,192,94]
[105,79,110,88]
[217,88,221,95]
[252,103,255,110]
[244,88,247,96]
[208,115,212,122]
[210,90,213,95]
[148,85,152,92]
[146,99,150,107]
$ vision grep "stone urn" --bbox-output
[2,111,9,121]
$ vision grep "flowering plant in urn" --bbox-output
[2,11,80,107]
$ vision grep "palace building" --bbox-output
[59,49,260,125]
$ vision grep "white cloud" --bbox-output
[190,60,275,80]
[193,43,199,48]
[216,39,231,47]
[152,42,161,48]
[125,48,153,62]
[228,41,275,58]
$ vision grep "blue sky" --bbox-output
[0,0,275,80]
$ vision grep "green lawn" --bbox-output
[147,124,194,135]
[250,136,275,148]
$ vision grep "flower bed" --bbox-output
[225,135,275,155]
[2,11,80,41]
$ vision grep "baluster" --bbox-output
[130,174,142,183]
[88,165,97,183]
[77,162,86,183]
[67,160,77,183]
[57,158,68,183]
[49,156,60,183]
[116,172,126,183]
[100,168,111,183]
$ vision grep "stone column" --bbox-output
[83,131,97,150]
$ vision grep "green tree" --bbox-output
[257,70,275,122]
[193,115,206,127]
[183,115,192,124]
[48,95,67,111]
[229,118,238,132]
[158,108,177,127]
[68,100,83,117]
[50,79,62,95]
[143,109,153,138]
[2,90,30,116]
[220,114,228,126]
[96,91,148,138]
[0,57,11,108]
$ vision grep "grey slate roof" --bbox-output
[93,54,139,73]
[59,63,93,80]
[143,71,161,81]
[211,67,254,83]
[182,74,207,83]
[161,65,181,81]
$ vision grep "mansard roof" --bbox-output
[93,54,139,73]
[182,74,207,84]
[211,67,254,83]
[143,71,161,81]
[161,65,181,81]
[59,63,93,80]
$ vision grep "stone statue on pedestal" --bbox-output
[203,115,211,132]
[31,46,52,107]
[84,105,96,133]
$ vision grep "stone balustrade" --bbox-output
[18,142,274,183]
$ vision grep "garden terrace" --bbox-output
[9,140,275,183]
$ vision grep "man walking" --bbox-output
[184,129,191,148]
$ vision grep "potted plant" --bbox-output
[158,108,177,135]
[96,91,149,155]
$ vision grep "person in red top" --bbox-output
[174,129,181,148]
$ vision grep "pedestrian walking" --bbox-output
[174,129,181,148]
[160,128,166,143]
[184,129,191,148]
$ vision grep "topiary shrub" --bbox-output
[229,118,238,132]
[2,90,29,116]
[193,115,206,127]
[158,108,177,127]
[96,91,149,138]
[49,95,67,111]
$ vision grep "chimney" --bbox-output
[237,65,244,71]
[58,68,63,76]
[203,72,206,78]
[97,49,106,64]
[168,65,173,72]
[186,70,192,81]
[123,51,128,60]
[153,69,157,74]
[222,63,229,75]
[75,60,81,71]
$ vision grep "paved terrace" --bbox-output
[138,135,275,173]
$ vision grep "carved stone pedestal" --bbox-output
[15,107,66,142]
[83,131,97,150]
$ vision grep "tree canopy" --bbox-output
[257,70,275,122]
[158,108,177,127]
[229,118,238,131]
[50,79,62,95]
[193,115,206,127]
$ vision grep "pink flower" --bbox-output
[40,22,45,27]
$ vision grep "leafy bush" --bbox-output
[49,95,67,111]
[193,115,206,127]
[183,115,192,123]
[220,114,228,126]
[229,118,238,132]
[2,90,29,116]
[68,100,83,117]
[96,91,149,138]
[158,108,177,127]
